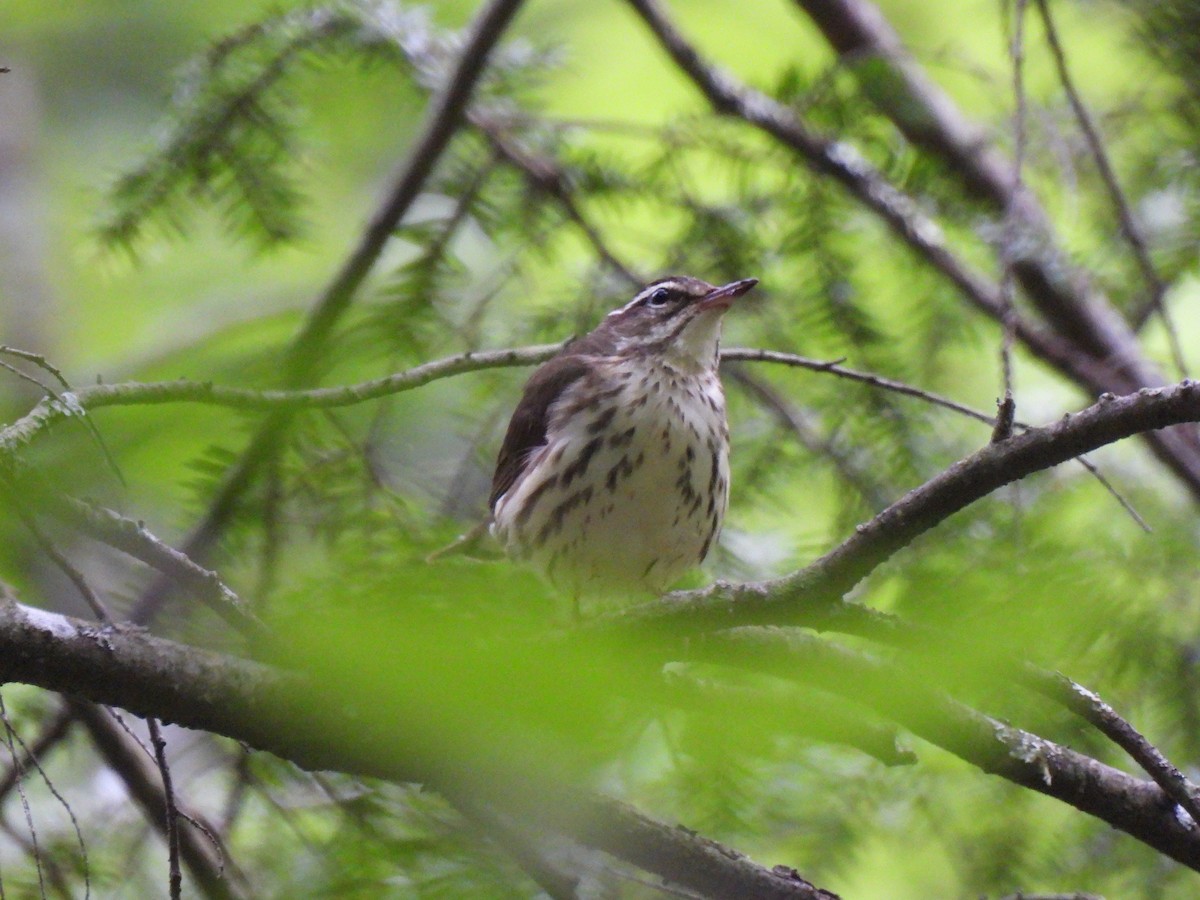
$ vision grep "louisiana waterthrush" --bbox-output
[490,276,758,604]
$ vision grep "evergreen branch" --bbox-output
[470,113,645,287]
[627,0,1200,502]
[0,344,564,456]
[723,348,995,425]
[281,0,528,385]
[0,706,74,807]
[0,600,837,900]
[624,0,1012,319]
[0,341,1147,533]
[99,9,343,248]
[127,0,528,628]
[790,0,1163,374]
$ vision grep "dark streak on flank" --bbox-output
[561,436,603,488]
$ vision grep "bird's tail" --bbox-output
[425,518,503,563]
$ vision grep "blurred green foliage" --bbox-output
[2,0,1200,897]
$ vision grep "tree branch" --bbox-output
[1,341,1147,538]
[0,344,564,457]
[470,113,646,288]
[1022,668,1200,826]
[0,345,984,456]
[1032,0,1182,370]
[0,599,836,900]
[694,626,1200,870]
[628,0,1200,501]
[607,379,1200,634]
[789,0,1165,372]
[70,699,243,900]
[128,0,529,626]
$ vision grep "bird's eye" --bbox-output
[646,288,672,307]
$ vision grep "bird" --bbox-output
[490,275,758,611]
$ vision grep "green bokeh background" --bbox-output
[2,1,1199,897]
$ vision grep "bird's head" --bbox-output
[599,276,758,371]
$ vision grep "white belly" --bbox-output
[493,364,729,601]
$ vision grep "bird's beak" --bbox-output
[697,278,758,313]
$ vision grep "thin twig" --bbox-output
[471,113,645,287]
[0,344,566,453]
[1023,668,1200,827]
[0,692,46,897]
[1034,0,1187,376]
[0,709,73,807]
[724,348,995,423]
[993,0,1027,443]
[71,701,239,899]
[1072,454,1151,533]
[8,500,113,622]
[0,358,54,396]
[0,345,982,445]
[0,704,89,899]
[147,720,182,900]
[0,347,125,487]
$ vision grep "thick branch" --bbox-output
[0,601,832,900]
[696,627,1200,870]
[611,379,1200,633]
[791,0,1015,205]
[1022,668,1200,826]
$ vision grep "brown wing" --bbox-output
[489,352,594,511]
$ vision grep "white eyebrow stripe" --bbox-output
[605,280,687,318]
